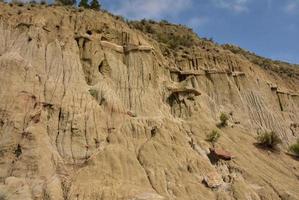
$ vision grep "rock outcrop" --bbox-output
[0,3,298,200]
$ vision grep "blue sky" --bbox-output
[101,0,299,64]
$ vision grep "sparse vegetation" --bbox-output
[256,131,282,150]
[222,44,299,79]
[289,139,299,157]
[206,130,221,147]
[129,19,196,50]
[157,33,194,49]
[218,113,228,127]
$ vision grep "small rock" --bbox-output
[203,172,223,189]
[127,111,137,117]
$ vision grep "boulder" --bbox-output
[209,148,233,160]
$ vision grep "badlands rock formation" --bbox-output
[0,3,298,200]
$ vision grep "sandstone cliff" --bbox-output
[0,3,298,200]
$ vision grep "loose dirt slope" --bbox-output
[0,3,298,200]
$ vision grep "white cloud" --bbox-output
[212,0,250,13]
[284,1,299,14]
[187,17,209,29]
[111,0,192,19]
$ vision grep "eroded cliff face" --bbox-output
[0,3,298,200]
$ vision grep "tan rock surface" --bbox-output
[0,3,298,200]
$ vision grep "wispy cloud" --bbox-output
[284,0,299,14]
[111,0,192,19]
[212,0,250,13]
[187,17,209,29]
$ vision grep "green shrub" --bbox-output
[202,37,214,42]
[114,15,125,22]
[88,89,98,98]
[29,0,37,4]
[206,130,220,147]
[11,0,24,6]
[90,0,100,10]
[219,113,228,127]
[256,131,282,149]
[289,139,299,157]
[55,0,76,6]
[148,19,156,24]
[78,0,89,8]
[160,19,170,24]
